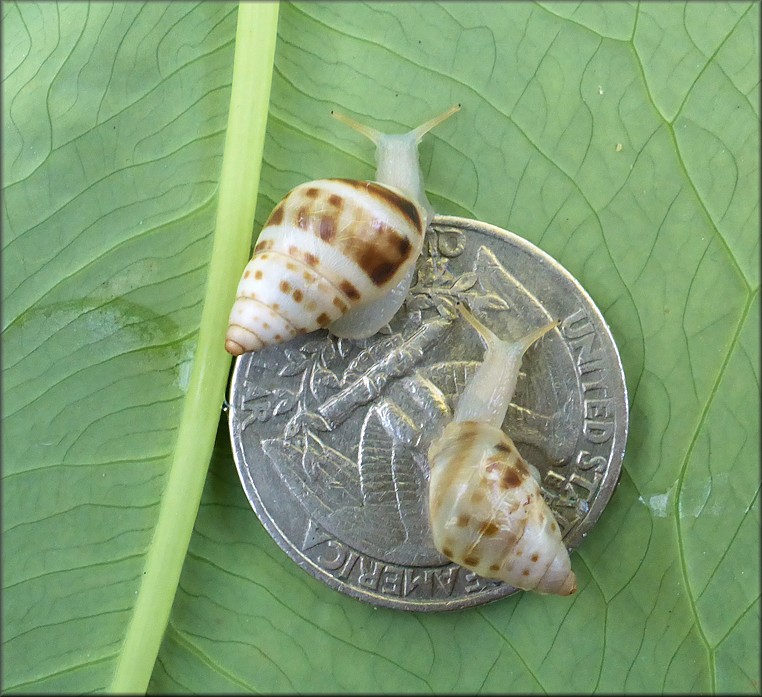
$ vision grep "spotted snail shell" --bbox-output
[225,105,460,356]
[225,179,426,355]
[427,306,577,596]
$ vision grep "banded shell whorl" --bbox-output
[428,420,577,596]
[225,178,426,355]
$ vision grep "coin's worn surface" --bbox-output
[228,216,628,611]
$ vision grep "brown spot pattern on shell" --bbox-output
[334,178,423,231]
[427,420,577,596]
[225,179,426,355]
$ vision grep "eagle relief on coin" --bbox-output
[228,216,628,611]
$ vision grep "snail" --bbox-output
[225,104,461,356]
[427,305,577,596]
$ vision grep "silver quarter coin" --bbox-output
[228,216,628,611]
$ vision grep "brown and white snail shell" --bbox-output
[427,305,577,596]
[225,104,460,355]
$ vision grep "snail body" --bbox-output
[427,306,577,596]
[225,105,460,356]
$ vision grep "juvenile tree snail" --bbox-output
[225,104,461,356]
[427,305,578,596]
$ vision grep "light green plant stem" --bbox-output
[110,2,280,692]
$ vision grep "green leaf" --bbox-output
[2,1,278,692]
[3,1,759,694]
